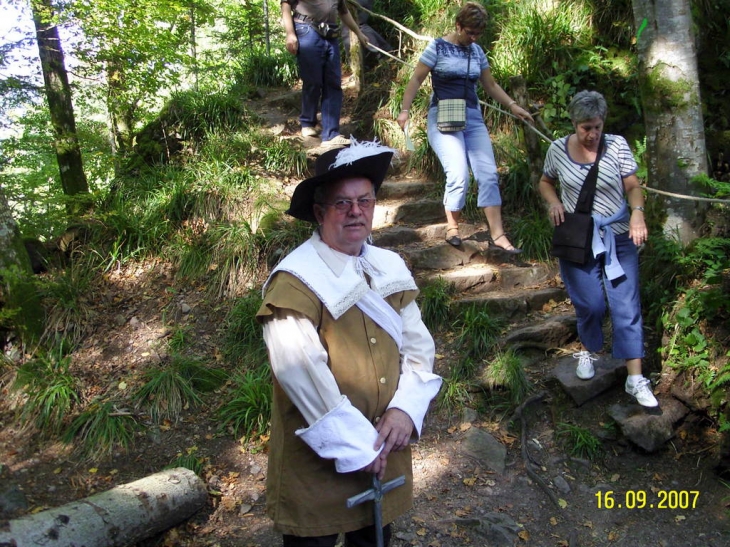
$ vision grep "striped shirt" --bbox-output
[543,134,638,235]
[419,38,489,109]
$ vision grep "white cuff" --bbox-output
[296,395,381,473]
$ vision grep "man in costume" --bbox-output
[281,0,369,147]
[257,139,442,546]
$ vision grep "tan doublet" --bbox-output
[258,272,416,536]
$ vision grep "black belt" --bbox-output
[293,11,316,23]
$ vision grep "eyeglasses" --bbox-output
[462,28,482,38]
[325,197,377,212]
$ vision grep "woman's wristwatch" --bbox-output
[632,206,645,212]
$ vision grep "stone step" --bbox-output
[450,287,568,321]
[373,198,445,229]
[376,224,537,271]
[373,177,572,333]
[378,179,433,200]
[415,262,558,295]
[372,223,479,247]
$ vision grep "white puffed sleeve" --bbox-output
[386,300,442,437]
[262,309,381,472]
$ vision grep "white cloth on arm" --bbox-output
[386,300,441,438]
[262,301,440,471]
[356,289,403,350]
[298,396,382,473]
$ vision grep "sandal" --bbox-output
[490,233,522,254]
[445,226,462,247]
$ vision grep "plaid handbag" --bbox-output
[435,47,471,133]
[436,99,467,132]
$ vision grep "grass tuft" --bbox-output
[217,365,272,442]
[436,376,474,419]
[63,400,139,461]
[556,422,604,461]
[453,304,503,359]
[479,350,532,406]
[131,354,222,423]
[13,348,79,435]
[222,290,268,367]
[166,447,206,476]
[418,277,455,332]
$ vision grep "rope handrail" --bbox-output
[347,0,433,43]
[349,3,730,206]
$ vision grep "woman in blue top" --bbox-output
[539,90,658,408]
[397,2,533,251]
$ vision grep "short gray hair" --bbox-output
[568,90,608,123]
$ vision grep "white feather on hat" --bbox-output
[326,137,397,169]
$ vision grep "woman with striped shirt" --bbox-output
[539,90,658,408]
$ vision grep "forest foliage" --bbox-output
[0,0,728,459]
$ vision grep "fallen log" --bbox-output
[0,467,207,547]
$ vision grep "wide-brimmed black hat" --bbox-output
[286,139,395,223]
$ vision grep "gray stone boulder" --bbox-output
[552,355,627,406]
[608,397,689,452]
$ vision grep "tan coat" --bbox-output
[257,271,417,536]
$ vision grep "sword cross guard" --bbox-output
[347,474,406,547]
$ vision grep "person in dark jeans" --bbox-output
[281,0,369,147]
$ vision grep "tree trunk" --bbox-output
[106,59,134,175]
[631,0,708,245]
[31,0,90,200]
[0,188,44,346]
[349,32,363,95]
[509,75,543,190]
[0,468,208,547]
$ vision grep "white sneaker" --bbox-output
[625,377,659,407]
[573,351,596,379]
[321,135,350,148]
[301,126,319,137]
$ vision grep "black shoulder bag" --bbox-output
[551,135,606,265]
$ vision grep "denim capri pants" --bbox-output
[559,232,644,359]
[427,106,501,211]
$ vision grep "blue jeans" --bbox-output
[559,232,644,359]
[295,23,343,142]
[427,106,501,211]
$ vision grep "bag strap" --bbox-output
[433,43,472,102]
[574,134,606,214]
[463,48,471,100]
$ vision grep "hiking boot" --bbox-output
[301,126,320,137]
[625,377,659,407]
[321,135,351,148]
[573,351,596,380]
